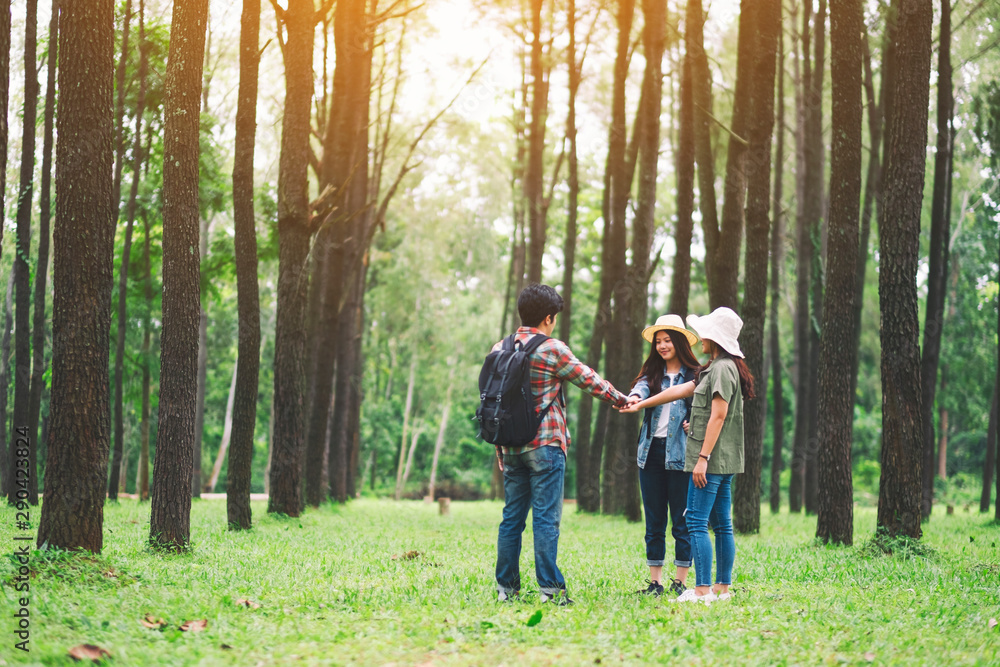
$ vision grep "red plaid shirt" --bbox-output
[493,327,628,455]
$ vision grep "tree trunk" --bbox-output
[0,0,9,256]
[710,0,755,311]
[982,384,997,513]
[0,265,14,499]
[919,0,953,520]
[734,0,778,535]
[669,24,694,317]
[28,0,57,504]
[395,353,417,501]
[803,0,827,517]
[560,0,579,344]
[687,0,718,294]
[768,15,786,515]
[139,214,152,502]
[815,0,864,546]
[112,0,132,210]
[228,0,261,530]
[208,357,238,492]
[109,2,148,500]
[525,0,549,285]
[851,28,884,398]
[602,0,650,523]
[37,0,115,553]
[789,0,812,515]
[267,0,314,518]
[400,425,421,497]
[192,216,209,497]
[11,0,39,507]
[150,0,209,550]
[428,378,453,501]
[876,0,932,541]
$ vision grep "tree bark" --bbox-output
[151,0,209,550]
[228,0,262,530]
[28,0,56,502]
[139,213,152,502]
[208,357,238,492]
[789,0,812,515]
[851,28,883,398]
[816,0,864,545]
[768,15,786,515]
[525,0,549,285]
[109,2,148,500]
[711,0,755,311]
[669,26,694,318]
[112,0,132,210]
[395,353,417,501]
[192,218,209,497]
[734,0,778,535]
[37,0,115,553]
[12,0,39,506]
[0,265,15,499]
[428,373,454,501]
[876,0,932,541]
[803,0,827,516]
[560,0,580,344]
[267,0,313,518]
[687,0,718,296]
[919,0,953,520]
[982,384,997,513]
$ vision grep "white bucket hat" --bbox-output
[686,307,744,358]
[641,314,699,347]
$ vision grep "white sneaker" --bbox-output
[671,588,717,604]
[714,591,731,601]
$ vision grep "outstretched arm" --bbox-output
[552,344,628,407]
[618,380,695,412]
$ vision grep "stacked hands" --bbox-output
[618,397,704,488]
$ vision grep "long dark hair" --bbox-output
[701,341,756,400]
[630,329,702,392]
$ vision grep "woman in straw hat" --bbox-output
[624,315,702,598]
[621,307,754,603]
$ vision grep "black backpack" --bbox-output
[476,333,561,449]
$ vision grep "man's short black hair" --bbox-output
[517,283,564,328]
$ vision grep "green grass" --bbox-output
[1,499,998,665]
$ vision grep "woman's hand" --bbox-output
[682,420,690,435]
[618,396,642,413]
[692,458,708,488]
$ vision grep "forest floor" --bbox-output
[1,498,998,666]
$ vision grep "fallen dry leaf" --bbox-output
[864,652,876,662]
[221,644,233,650]
[68,644,112,662]
[236,598,261,609]
[392,550,421,561]
[179,619,209,632]
[141,614,166,629]
[989,618,998,630]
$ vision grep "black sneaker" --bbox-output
[669,578,686,597]
[540,590,574,606]
[638,580,664,596]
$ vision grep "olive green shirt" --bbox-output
[685,357,744,474]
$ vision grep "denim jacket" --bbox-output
[630,365,695,470]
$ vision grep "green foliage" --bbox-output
[2,500,996,665]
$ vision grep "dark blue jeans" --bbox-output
[495,446,566,596]
[685,473,736,587]
[638,437,692,567]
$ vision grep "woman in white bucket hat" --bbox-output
[624,315,702,598]
[621,307,755,603]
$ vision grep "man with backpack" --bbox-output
[480,284,628,605]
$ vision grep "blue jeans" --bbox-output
[495,446,566,595]
[685,473,735,587]
[638,438,692,567]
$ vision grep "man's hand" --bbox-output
[617,396,641,413]
[692,457,708,488]
[495,447,504,472]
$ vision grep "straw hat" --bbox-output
[686,307,744,358]
[641,314,699,347]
